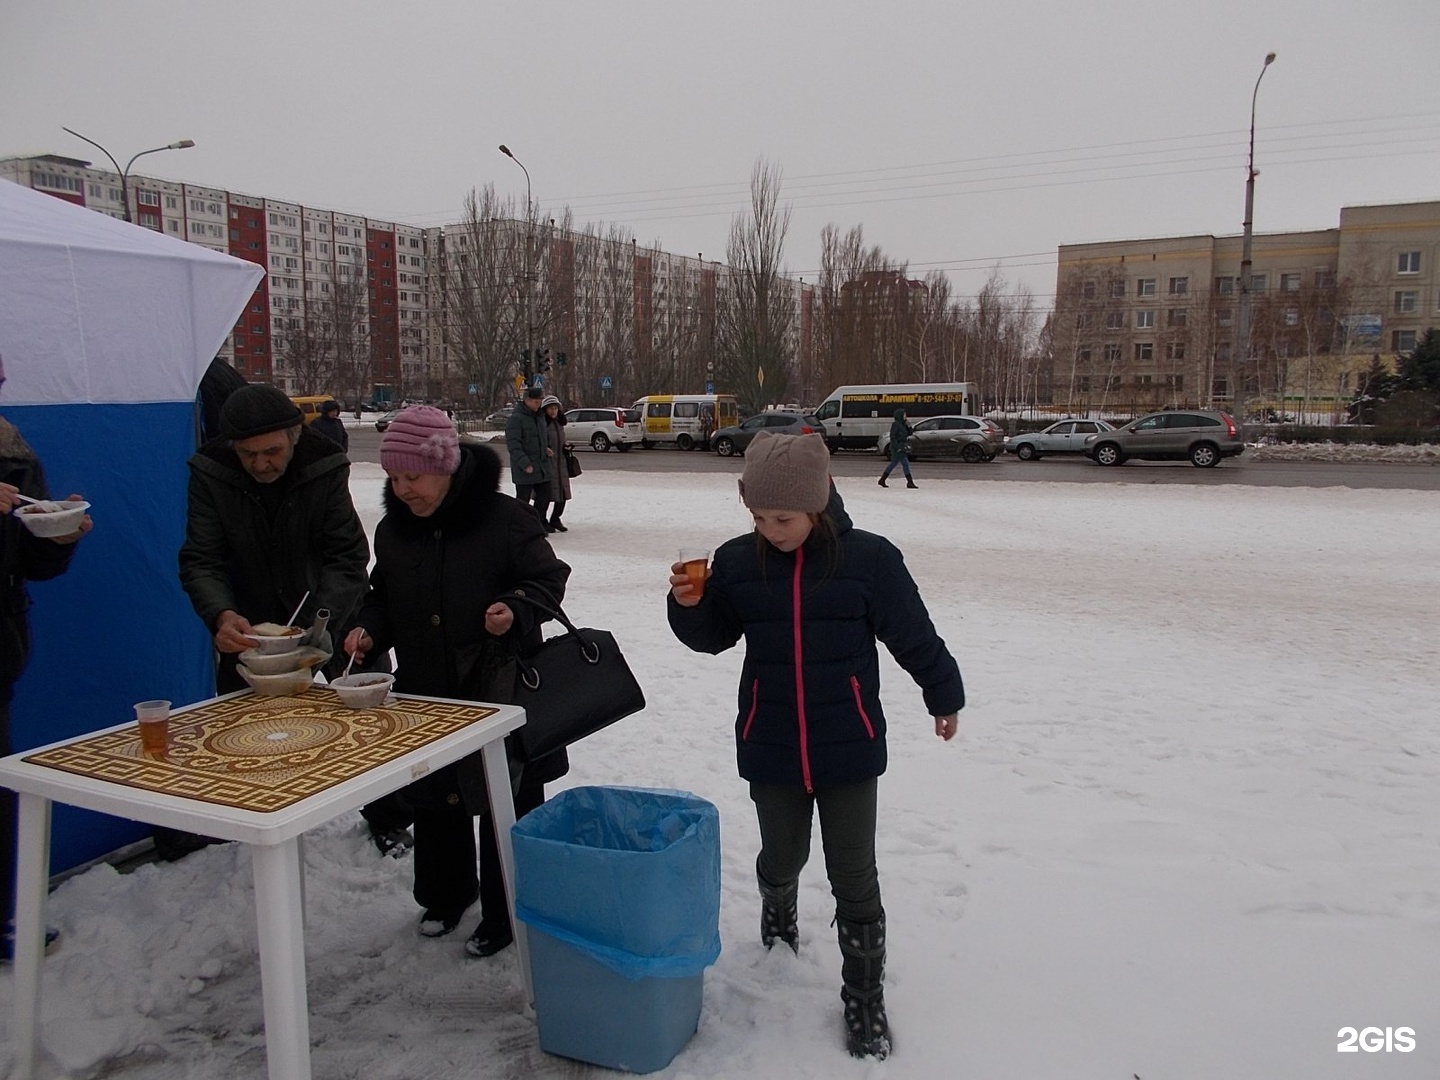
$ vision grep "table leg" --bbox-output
[11,793,51,1079]
[480,740,532,1004]
[250,839,312,1080]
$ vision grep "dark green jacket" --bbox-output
[178,426,369,666]
[888,411,913,461]
[505,403,553,486]
[0,419,76,704]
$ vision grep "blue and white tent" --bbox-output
[0,179,263,870]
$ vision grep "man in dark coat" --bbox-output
[1,354,92,959]
[504,387,553,521]
[878,407,916,488]
[309,399,349,453]
[175,384,375,860]
[347,408,570,957]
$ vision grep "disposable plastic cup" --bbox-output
[134,699,171,758]
[679,549,711,599]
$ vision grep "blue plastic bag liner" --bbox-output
[513,785,721,979]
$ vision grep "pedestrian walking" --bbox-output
[667,431,963,1060]
[878,408,916,488]
[541,395,572,532]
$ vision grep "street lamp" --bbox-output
[498,144,535,386]
[61,127,195,224]
[1232,51,1276,429]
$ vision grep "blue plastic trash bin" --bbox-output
[513,785,722,1073]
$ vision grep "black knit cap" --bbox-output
[220,384,303,440]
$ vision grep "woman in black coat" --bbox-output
[345,406,570,957]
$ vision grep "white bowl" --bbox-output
[13,500,89,538]
[244,627,307,655]
[238,645,327,676]
[236,664,316,697]
[330,673,395,710]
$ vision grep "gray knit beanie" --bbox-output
[738,432,830,512]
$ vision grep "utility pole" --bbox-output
[62,127,194,224]
[1233,51,1277,432]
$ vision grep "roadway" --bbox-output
[345,427,1440,491]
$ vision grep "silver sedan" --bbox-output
[1005,419,1115,461]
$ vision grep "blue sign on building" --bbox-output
[600,376,613,390]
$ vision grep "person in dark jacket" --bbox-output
[344,406,571,958]
[1,354,92,960]
[309,399,349,453]
[541,395,572,532]
[504,387,553,521]
[175,385,376,861]
[668,431,962,1061]
[878,407,916,488]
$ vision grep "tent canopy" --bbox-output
[0,178,263,871]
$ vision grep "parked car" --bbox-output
[1083,409,1244,468]
[374,410,400,433]
[483,405,517,428]
[565,406,644,452]
[1005,419,1116,461]
[711,410,824,457]
[876,415,1004,463]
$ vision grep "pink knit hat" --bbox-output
[380,405,460,475]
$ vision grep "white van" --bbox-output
[813,382,980,450]
[633,394,740,450]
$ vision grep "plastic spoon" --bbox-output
[285,590,311,629]
[341,650,357,680]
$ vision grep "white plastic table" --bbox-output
[0,689,529,1080]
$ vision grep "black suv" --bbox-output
[1083,410,1244,468]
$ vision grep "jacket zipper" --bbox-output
[742,678,759,740]
[793,546,813,792]
[849,675,877,739]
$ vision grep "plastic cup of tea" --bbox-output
[135,699,171,758]
[679,548,711,599]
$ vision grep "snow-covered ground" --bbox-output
[3,466,1438,1079]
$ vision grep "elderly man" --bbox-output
[504,387,553,522]
[1,353,92,958]
[175,385,410,857]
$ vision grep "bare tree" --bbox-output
[719,159,794,413]
[275,268,371,402]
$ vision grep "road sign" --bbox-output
[467,383,478,395]
[705,381,714,394]
[600,376,613,390]
[531,374,544,389]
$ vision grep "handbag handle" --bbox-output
[495,587,603,686]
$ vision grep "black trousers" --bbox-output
[515,483,551,526]
[749,777,881,924]
[1,702,14,928]
[549,497,566,525]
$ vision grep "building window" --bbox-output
[1216,342,1231,362]
[1134,342,1154,361]
[1135,310,1156,329]
[1215,276,1235,295]
[1315,269,1336,288]
[1168,276,1189,295]
[1394,290,1418,314]
[1137,374,1153,387]
[190,222,206,236]
[165,196,178,209]
[1216,308,1233,328]
[138,212,159,228]
[1167,308,1187,328]
[1104,344,1122,363]
[1081,280,1097,300]
[190,199,206,213]
[1106,375,1122,390]
[1167,375,1184,391]
[1392,330,1417,352]
[137,191,160,207]
[1280,272,1302,292]
[1077,347,1091,364]
[1105,311,1125,330]
[1136,278,1156,297]
[1250,273,1267,292]
[1397,251,1421,274]
[1167,342,1186,360]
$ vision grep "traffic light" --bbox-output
[556,351,568,367]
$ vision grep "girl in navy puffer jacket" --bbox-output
[667,431,963,1061]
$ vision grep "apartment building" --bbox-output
[1053,199,1439,416]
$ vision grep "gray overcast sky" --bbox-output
[4,0,1438,304]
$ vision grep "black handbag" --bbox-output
[499,588,645,761]
[564,447,582,477]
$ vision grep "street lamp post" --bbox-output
[498,144,534,388]
[1232,51,1276,431]
[61,127,195,224]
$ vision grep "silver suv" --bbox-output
[565,407,643,452]
[1083,410,1244,468]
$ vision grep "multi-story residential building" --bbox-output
[1053,199,1439,418]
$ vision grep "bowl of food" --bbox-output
[236,663,316,698]
[245,622,308,655]
[238,645,328,676]
[13,500,89,538]
[330,673,395,710]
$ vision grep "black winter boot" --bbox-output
[905,478,917,489]
[837,911,890,1060]
[758,869,799,953]
[877,476,887,487]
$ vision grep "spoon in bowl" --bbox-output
[341,650,357,680]
[284,590,311,630]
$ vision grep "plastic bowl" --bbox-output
[236,664,315,697]
[244,627,307,655]
[13,501,89,538]
[331,673,395,710]
[238,645,327,676]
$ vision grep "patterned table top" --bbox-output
[23,688,498,813]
